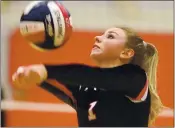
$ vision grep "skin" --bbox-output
[12,27,136,88]
[90,27,135,68]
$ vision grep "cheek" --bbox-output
[103,41,124,56]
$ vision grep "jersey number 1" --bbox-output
[88,101,97,121]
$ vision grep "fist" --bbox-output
[12,65,44,89]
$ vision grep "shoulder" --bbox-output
[113,64,146,76]
[116,64,147,84]
[99,64,146,78]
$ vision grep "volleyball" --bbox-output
[20,1,73,50]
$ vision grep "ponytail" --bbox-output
[144,43,164,125]
[119,27,164,125]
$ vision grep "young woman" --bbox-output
[12,27,163,127]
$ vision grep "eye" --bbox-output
[107,34,114,39]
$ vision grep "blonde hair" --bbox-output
[120,27,164,125]
[143,43,164,125]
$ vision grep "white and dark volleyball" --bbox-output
[20,1,73,50]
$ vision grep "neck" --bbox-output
[96,59,125,68]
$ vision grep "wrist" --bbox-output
[31,64,48,82]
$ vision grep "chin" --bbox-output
[90,52,102,62]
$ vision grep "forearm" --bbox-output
[44,64,110,87]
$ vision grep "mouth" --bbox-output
[93,44,100,49]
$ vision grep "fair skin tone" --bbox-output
[90,27,135,68]
[12,27,135,88]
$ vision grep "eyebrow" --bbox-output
[107,31,119,36]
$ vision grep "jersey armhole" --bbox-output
[125,80,149,103]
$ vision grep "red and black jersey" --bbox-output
[40,64,150,127]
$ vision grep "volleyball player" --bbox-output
[12,27,163,127]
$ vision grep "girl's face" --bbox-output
[90,27,129,62]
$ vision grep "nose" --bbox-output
[95,36,102,43]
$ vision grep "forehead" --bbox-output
[105,28,126,37]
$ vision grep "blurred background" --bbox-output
[1,1,174,127]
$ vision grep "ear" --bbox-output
[120,48,135,59]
